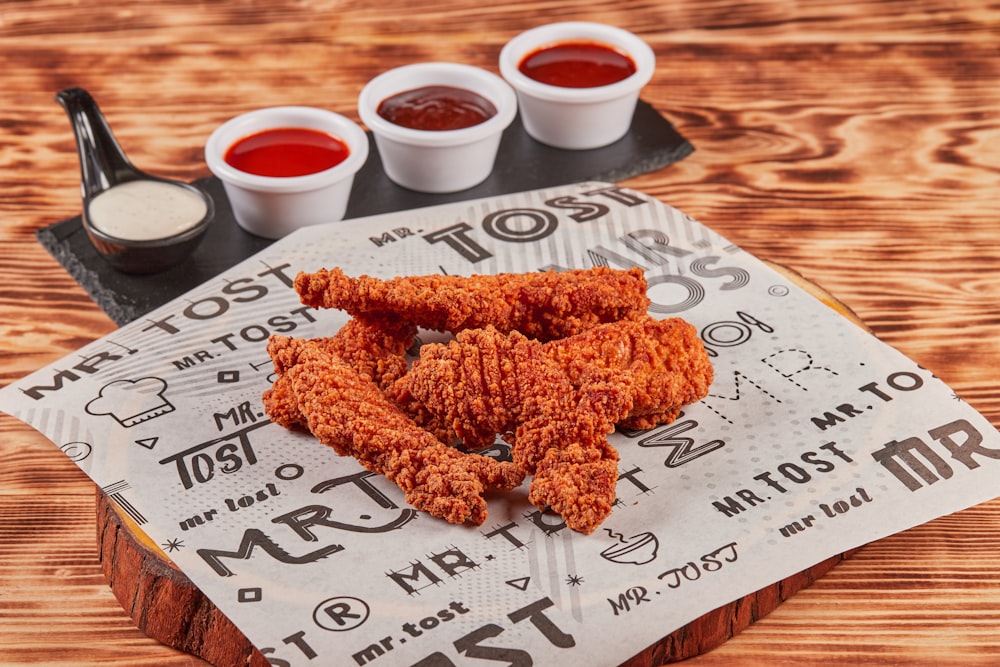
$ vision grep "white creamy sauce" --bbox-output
[87,180,208,241]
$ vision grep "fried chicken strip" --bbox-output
[266,263,711,533]
[324,317,415,390]
[391,316,713,533]
[264,335,525,526]
[392,326,631,533]
[262,317,415,431]
[543,316,715,429]
[294,266,651,341]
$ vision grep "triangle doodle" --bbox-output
[506,576,531,591]
[135,436,159,450]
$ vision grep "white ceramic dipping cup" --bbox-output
[358,63,517,193]
[499,22,655,150]
[205,106,369,239]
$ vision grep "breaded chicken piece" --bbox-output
[324,317,415,390]
[392,317,713,533]
[293,266,650,341]
[393,326,631,534]
[266,265,713,534]
[543,316,714,429]
[262,318,414,430]
[263,335,525,526]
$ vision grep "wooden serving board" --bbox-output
[96,261,864,667]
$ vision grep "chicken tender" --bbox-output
[294,266,650,341]
[262,318,414,430]
[266,265,714,535]
[264,335,525,526]
[543,316,715,429]
[393,326,626,534]
[392,317,712,533]
[324,317,415,390]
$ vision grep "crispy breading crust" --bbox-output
[264,335,525,526]
[294,266,651,341]
[392,318,712,534]
[264,267,714,534]
[543,317,715,430]
[323,317,415,390]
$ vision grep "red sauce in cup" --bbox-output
[518,41,637,88]
[377,85,497,131]
[224,127,350,177]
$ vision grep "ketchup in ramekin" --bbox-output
[376,85,498,131]
[223,127,351,177]
[518,41,637,88]
[206,106,369,238]
[499,22,655,149]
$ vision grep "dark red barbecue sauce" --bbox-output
[518,41,637,88]
[224,127,350,177]
[377,85,497,131]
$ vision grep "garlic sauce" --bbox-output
[87,180,208,241]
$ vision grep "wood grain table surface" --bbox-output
[3,1,1000,665]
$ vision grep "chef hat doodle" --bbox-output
[86,377,175,427]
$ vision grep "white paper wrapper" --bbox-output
[4,182,1000,666]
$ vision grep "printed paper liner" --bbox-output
[5,182,1000,666]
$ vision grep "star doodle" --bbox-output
[565,574,584,586]
[162,538,185,553]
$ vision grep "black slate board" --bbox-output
[38,100,693,326]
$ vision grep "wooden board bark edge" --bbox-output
[95,491,854,667]
[95,261,866,666]
[96,487,270,667]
